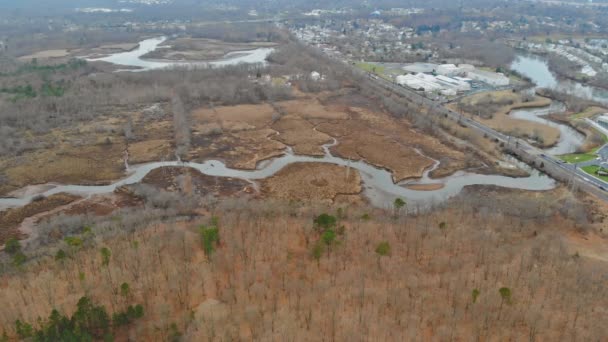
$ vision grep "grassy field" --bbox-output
[560,153,597,164]
[355,62,385,74]
[560,128,608,163]
[560,140,607,164]
[354,62,393,80]
[570,106,607,120]
[582,165,608,182]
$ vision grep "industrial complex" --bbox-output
[396,63,510,95]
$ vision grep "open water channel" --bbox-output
[88,36,274,71]
[4,46,580,211]
[0,140,555,210]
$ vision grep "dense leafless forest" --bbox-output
[1,189,606,340]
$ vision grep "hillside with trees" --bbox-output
[0,189,607,340]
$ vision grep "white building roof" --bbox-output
[436,64,461,75]
[597,115,608,123]
[466,69,510,85]
[458,64,475,71]
[453,76,472,82]
[397,73,469,93]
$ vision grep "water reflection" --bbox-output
[87,36,274,71]
[510,102,585,155]
[0,141,555,210]
[511,54,608,104]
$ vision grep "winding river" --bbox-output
[509,54,592,155]
[510,101,585,155]
[87,36,274,71]
[0,140,555,210]
[1,49,570,214]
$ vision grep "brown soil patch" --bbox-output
[192,104,277,132]
[317,114,456,181]
[128,139,173,164]
[405,183,445,191]
[189,105,288,168]
[0,193,80,245]
[190,128,286,169]
[217,104,276,129]
[134,119,174,141]
[18,49,70,60]
[271,116,331,156]
[334,194,366,205]
[317,103,469,180]
[262,163,361,202]
[275,99,349,120]
[332,130,433,181]
[203,128,286,169]
[577,191,608,234]
[2,142,126,193]
[141,166,253,197]
[565,231,608,262]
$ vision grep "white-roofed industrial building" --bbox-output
[466,69,510,86]
[396,73,470,95]
[435,75,471,91]
[597,115,608,130]
[436,64,461,76]
[458,64,476,72]
[396,74,442,92]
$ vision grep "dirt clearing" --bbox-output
[18,49,70,60]
[140,166,253,197]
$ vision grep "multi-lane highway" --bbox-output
[367,74,608,201]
